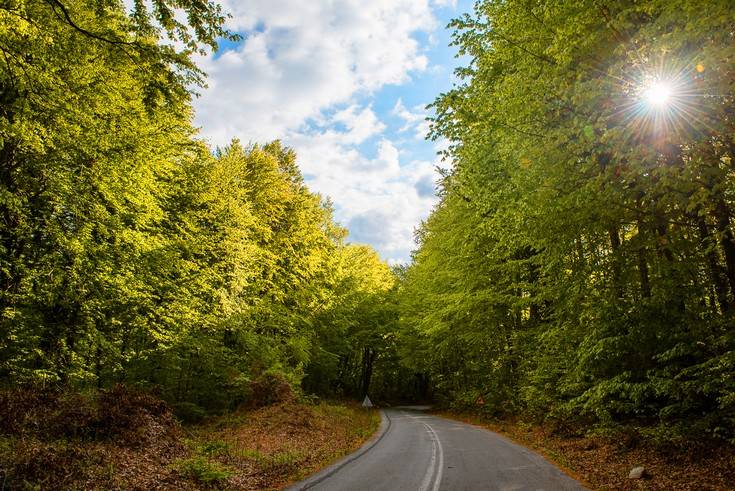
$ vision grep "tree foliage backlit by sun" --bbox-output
[400,0,735,441]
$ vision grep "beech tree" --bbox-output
[0,0,397,414]
[401,0,735,440]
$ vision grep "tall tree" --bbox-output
[402,0,735,438]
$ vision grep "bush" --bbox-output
[0,388,97,440]
[97,385,183,449]
[0,385,183,450]
[248,370,296,408]
[0,386,187,489]
[8,439,96,489]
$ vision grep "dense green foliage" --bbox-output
[400,0,735,440]
[0,0,395,413]
[6,0,734,446]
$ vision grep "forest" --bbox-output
[1,0,735,488]
[400,0,735,443]
[0,0,399,414]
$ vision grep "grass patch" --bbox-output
[173,456,235,485]
[200,439,231,458]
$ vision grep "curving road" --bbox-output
[288,408,586,491]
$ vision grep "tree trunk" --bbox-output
[637,245,651,299]
[712,198,735,300]
[361,347,376,397]
[696,214,730,312]
[609,226,624,299]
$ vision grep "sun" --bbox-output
[643,81,673,108]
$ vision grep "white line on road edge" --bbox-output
[417,420,444,491]
[287,410,392,490]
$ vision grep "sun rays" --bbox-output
[605,54,720,144]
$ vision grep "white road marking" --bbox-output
[418,422,437,491]
[425,423,444,491]
[410,412,444,491]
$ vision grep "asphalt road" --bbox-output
[288,408,586,491]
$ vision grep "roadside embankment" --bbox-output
[0,387,379,490]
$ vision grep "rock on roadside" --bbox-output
[628,466,646,479]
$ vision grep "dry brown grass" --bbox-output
[187,401,379,490]
[0,388,378,490]
[0,386,191,490]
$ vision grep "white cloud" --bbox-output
[191,0,451,262]
[284,116,440,263]
[392,98,432,140]
[330,105,385,145]
[194,0,438,144]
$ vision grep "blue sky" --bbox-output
[192,0,473,264]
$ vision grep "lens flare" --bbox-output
[592,54,716,142]
[643,81,672,108]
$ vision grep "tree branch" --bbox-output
[44,0,135,47]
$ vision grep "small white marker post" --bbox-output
[361,395,373,408]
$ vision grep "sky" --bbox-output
[191,0,473,264]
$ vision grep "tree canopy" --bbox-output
[0,0,396,414]
[398,0,735,441]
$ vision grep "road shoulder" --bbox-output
[285,409,390,490]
